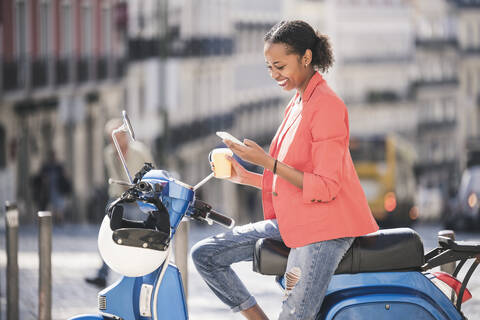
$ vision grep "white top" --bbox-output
[276,95,302,150]
[272,94,303,193]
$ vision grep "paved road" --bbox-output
[1,220,480,319]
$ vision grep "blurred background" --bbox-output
[1,0,480,228]
[2,0,480,319]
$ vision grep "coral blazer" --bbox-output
[262,72,379,248]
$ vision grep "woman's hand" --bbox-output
[225,155,250,185]
[223,139,274,170]
[209,153,261,187]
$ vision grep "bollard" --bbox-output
[38,211,52,320]
[174,219,189,300]
[438,230,456,274]
[6,202,19,320]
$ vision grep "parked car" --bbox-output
[445,165,480,230]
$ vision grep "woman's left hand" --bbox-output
[223,139,273,169]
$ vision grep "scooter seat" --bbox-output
[253,228,424,276]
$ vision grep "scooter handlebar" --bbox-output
[207,209,235,229]
[188,199,235,229]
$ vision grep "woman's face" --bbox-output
[264,42,311,92]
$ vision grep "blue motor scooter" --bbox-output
[70,112,480,320]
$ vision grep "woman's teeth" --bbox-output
[278,79,287,87]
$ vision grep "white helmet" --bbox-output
[98,215,168,277]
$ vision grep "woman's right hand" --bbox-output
[210,155,251,185]
[226,155,251,185]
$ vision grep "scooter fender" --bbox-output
[68,315,103,320]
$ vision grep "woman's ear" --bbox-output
[303,49,313,67]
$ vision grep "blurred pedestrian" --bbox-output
[85,117,154,288]
[32,150,71,224]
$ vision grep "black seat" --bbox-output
[253,228,424,276]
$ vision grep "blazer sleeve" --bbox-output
[302,96,348,204]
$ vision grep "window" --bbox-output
[38,0,52,57]
[15,0,27,59]
[61,1,73,57]
[101,6,112,55]
[81,1,93,57]
[0,125,5,169]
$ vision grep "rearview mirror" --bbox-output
[112,110,136,183]
[122,110,135,141]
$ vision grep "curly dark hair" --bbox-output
[264,20,334,73]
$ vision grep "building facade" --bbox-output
[1,0,128,222]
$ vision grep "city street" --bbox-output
[1,221,480,320]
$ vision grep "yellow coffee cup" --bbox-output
[209,148,234,179]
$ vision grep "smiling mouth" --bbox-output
[277,79,288,87]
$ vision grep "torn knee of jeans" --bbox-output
[284,267,302,295]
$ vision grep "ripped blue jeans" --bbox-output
[191,219,354,319]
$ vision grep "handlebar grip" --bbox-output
[207,210,235,229]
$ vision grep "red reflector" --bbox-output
[433,271,472,303]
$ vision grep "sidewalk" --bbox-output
[1,221,480,319]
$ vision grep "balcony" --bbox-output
[415,37,458,49]
[366,90,400,104]
[417,118,457,133]
[2,60,20,91]
[168,37,234,57]
[55,58,70,86]
[76,57,90,83]
[411,78,458,91]
[128,38,165,61]
[96,57,108,81]
[461,47,480,55]
[113,57,126,79]
[449,0,480,8]
[2,54,126,97]
[32,58,48,88]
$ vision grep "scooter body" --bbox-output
[71,269,461,320]
[72,169,475,320]
[277,271,461,320]
[71,112,479,320]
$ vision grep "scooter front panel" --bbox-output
[98,276,139,320]
[152,264,188,320]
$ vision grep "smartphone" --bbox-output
[216,131,246,146]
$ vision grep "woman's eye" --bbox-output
[277,66,285,70]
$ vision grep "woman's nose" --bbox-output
[270,68,280,80]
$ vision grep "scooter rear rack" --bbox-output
[423,236,480,311]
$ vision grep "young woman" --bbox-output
[191,20,379,320]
